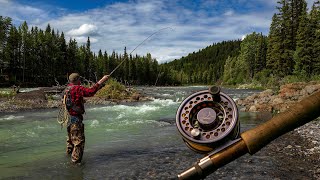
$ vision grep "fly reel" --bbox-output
[176,86,240,154]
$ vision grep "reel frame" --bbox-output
[176,86,240,153]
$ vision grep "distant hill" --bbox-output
[159,40,241,85]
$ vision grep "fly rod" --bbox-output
[109,27,173,76]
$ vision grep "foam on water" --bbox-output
[121,119,153,125]
[37,125,45,129]
[162,93,172,97]
[26,130,37,137]
[91,98,177,115]
[115,112,125,119]
[90,120,100,128]
[87,98,180,131]
[36,123,56,129]
[105,128,116,132]
[135,104,160,113]
[154,120,171,127]
[0,115,24,121]
[150,98,178,106]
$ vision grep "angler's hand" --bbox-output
[98,75,110,85]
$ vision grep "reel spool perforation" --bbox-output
[176,87,240,153]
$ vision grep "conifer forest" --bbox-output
[0,0,319,87]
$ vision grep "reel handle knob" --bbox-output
[209,86,221,102]
[209,86,220,95]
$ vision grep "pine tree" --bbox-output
[19,21,30,82]
[255,33,267,73]
[4,26,21,82]
[128,54,134,82]
[103,51,109,74]
[278,0,293,75]
[96,49,105,78]
[311,1,320,74]
[294,1,312,77]
[77,45,86,77]
[123,47,129,82]
[267,14,283,76]
[267,0,307,76]
[31,26,41,83]
[66,38,78,74]
[43,24,53,80]
[85,37,91,79]
[56,32,67,81]
[0,16,12,75]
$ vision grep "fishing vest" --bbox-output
[63,85,84,114]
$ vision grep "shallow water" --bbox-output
[0,86,267,179]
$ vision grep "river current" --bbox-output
[0,86,269,179]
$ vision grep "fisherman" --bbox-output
[65,73,109,164]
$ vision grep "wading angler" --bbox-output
[62,73,109,164]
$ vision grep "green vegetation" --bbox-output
[95,78,133,100]
[0,89,15,98]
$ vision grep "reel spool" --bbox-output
[176,86,240,154]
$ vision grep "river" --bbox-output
[0,86,272,179]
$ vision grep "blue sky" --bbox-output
[0,0,317,63]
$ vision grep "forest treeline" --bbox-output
[0,0,319,87]
[0,18,163,87]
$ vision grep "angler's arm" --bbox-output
[97,75,109,85]
[82,75,109,97]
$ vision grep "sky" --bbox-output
[0,0,318,63]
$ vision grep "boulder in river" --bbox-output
[237,81,320,113]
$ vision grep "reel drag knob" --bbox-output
[176,86,240,153]
[197,108,218,130]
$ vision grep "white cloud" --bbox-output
[67,24,98,36]
[0,0,50,26]
[224,10,234,16]
[134,0,162,13]
[0,0,9,4]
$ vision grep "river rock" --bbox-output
[236,81,320,113]
[305,84,320,95]
[272,97,284,104]
[259,89,274,97]
[131,92,141,101]
[248,105,257,112]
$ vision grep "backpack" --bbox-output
[64,86,73,111]
[63,86,84,114]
